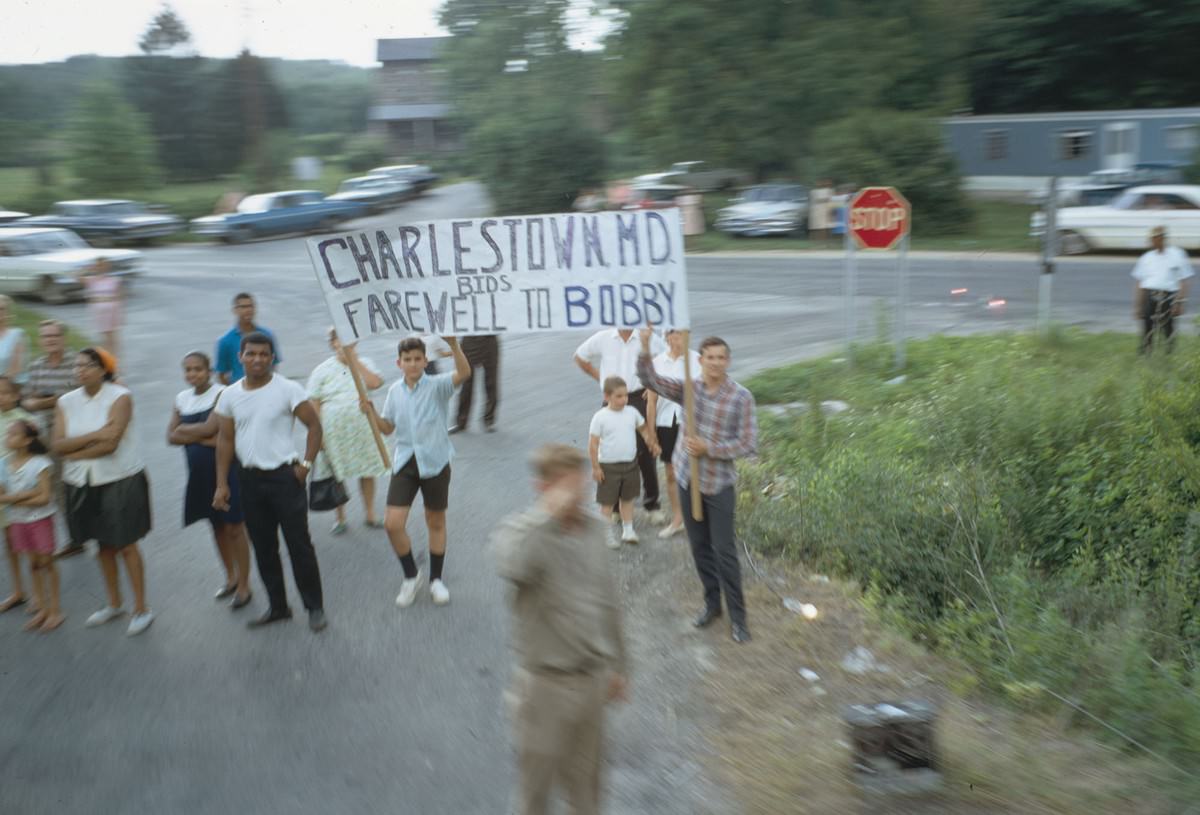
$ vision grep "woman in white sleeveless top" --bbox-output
[0,295,27,381]
[52,348,154,636]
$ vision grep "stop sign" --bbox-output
[848,187,911,250]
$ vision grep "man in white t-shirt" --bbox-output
[1132,225,1194,353]
[574,329,666,522]
[213,331,328,632]
[589,376,655,549]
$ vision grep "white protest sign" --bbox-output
[305,209,689,341]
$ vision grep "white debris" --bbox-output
[884,375,907,386]
[798,668,821,682]
[841,646,890,675]
[811,575,831,584]
[821,400,850,414]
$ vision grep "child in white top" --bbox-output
[589,376,655,548]
[0,419,62,631]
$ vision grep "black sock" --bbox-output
[398,552,418,579]
[430,553,445,582]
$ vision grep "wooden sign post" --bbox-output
[341,342,392,473]
[681,330,703,522]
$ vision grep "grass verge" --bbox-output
[736,330,1200,804]
[686,196,1039,254]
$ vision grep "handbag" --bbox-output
[309,476,349,512]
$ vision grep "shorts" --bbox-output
[65,471,152,550]
[9,517,56,556]
[386,456,451,511]
[596,461,640,506]
[657,422,680,464]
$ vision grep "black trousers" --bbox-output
[1140,289,1177,353]
[457,335,500,428]
[239,465,324,612]
[680,484,745,625]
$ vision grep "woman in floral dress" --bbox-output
[307,329,389,534]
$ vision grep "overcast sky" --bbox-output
[1,0,609,66]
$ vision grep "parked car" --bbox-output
[623,184,687,210]
[1030,184,1200,254]
[328,175,414,213]
[636,161,751,193]
[19,199,183,245]
[0,207,29,224]
[368,164,439,193]
[190,190,367,243]
[715,184,809,237]
[0,227,141,304]
[1031,163,1188,208]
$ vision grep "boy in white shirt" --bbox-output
[589,377,655,548]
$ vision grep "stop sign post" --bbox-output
[843,186,912,368]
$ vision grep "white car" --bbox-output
[716,184,809,237]
[0,207,29,224]
[1031,185,1200,254]
[0,227,141,304]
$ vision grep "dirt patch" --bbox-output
[693,560,1179,815]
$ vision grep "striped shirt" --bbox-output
[637,352,757,495]
[25,353,77,430]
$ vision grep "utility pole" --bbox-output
[1038,177,1058,335]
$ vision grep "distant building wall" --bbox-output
[371,37,460,157]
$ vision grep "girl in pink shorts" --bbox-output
[0,420,63,631]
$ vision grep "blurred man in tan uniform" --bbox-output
[494,443,629,815]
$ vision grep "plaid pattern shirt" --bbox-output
[25,353,77,430]
[638,352,757,495]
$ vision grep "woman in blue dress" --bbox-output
[167,352,251,609]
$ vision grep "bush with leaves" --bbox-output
[342,134,391,173]
[739,331,1200,787]
[66,81,162,195]
[812,110,974,236]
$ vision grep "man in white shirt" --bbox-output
[574,329,666,522]
[1133,225,1194,353]
[213,332,328,632]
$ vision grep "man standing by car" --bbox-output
[215,293,281,385]
[23,319,79,557]
[1133,225,1193,353]
[574,329,666,523]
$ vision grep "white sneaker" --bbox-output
[395,572,424,608]
[621,528,640,545]
[659,522,685,540]
[85,606,125,627]
[606,529,622,550]
[430,579,450,606]
[126,611,155,637]
[646,509,668,525]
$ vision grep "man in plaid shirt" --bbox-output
[637,329,758,643]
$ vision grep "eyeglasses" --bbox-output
[74,362,100,370]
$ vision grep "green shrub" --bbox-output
[740,331,1200,785]
[342,134,391,173]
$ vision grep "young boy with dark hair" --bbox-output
[588,376,655,549]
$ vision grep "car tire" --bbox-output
[226,226,252,245]
[40,277,70,306]
[1058,230,1090,256]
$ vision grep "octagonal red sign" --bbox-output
[848,187,911,250]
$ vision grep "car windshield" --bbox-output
[339,179,372,192]
[26,230,89,252]
[741,186,803,203]
[1109,191,1141,210]
[94,202,144,216]
[236,195,272,214]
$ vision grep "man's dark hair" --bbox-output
[398,337,427,357]
[79,348,116,382]
[240,331,275,354]
[699,336,730,355]
[233,292,254,305]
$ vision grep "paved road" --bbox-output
[0,183,1147,815]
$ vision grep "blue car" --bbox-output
[190,190,367,243]
[20,199,183,245]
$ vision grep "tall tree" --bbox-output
[202,50,290,178]
[66,81,162,194]
[138,5,194,56]
[968,0,1200,113]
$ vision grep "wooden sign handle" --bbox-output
[342,342,392,473]
[681,329,703,522]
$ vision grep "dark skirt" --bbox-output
[181,408,242,526]
[65,470,152,551]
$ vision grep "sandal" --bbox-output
[0,595,27,613]
[40,613,66,632]
[365,519,385,529]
